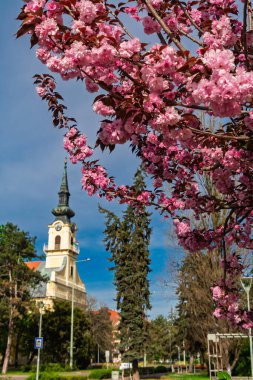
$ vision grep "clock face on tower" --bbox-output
[55,223,62,231]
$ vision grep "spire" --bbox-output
[52,160,75,223]
[60,159,69,197]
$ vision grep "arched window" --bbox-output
[55,235,61,250]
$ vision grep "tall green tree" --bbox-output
[100,168,151,380]
[147,314,177,363]
[0,223,44,374]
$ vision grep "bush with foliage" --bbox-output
[88,369,113,379]
[153,366,169,373]
[27,372,60,380]
[217,371,231,380]
[40,363,75,372]
[27,372,88,380]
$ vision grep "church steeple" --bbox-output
[52,160,75,223]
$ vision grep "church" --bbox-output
[26,161,87,309]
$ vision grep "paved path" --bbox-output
[0,376,28,380]
[0,370,90,380]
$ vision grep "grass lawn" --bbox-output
[161,373,209,380]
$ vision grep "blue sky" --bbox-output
[0,1,183,318]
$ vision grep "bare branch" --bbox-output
[157,31,167,45]
[178,28,204,46]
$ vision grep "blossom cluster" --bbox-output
[63,127,93,164]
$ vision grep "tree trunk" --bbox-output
[14,332,20,368]
[223,346,230,371]
[27,351,35,365]
[231,345,242,371]
[2,307,14,374]
[189,354,194,373]
[132,359,139,380]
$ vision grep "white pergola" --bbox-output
[207,332,249,379]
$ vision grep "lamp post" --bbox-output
[70,258,91,369]
[36,302,44,380]
[241,277,253,380]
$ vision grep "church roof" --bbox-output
[25,258,67,298]
[25,261,42,271]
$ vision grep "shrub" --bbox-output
[139,366,155,375]
[88,364,103,369]
[89,369,113,379]
[217,371,231,380]
[27,372,60,380]
[40,363,76,372]
[153,366,169,373]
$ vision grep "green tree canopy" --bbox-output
[0,222,44,374]
[147,315,177,363]
[41,301,92,368]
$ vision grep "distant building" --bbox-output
[108,309,121,363]
[25,161,87,309]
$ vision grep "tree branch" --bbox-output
[108,10,135,39]
[144,0,187,54]
[176,0,204,35]
[189,127,251,141]
[178,28,204,46]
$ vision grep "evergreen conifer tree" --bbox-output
[100,168,151,380]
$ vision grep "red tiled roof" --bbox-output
[92,308,121,326]
[108,309,120,326]
[25,261,42,271]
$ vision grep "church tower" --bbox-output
[37,161,87,308]
[45,160,78,275]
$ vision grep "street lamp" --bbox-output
[70,258,91,369]
[36,302,44,380]
[241,277,253,380]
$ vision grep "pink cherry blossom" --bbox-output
[142,16,161,35]
[93,100,115,116]
[119,38,142,58]
[78,0,97,24]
